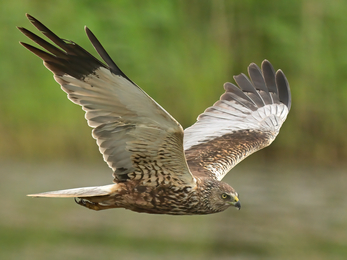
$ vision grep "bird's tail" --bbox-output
[27,184,117,198]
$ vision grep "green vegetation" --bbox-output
[2,2,347,259]
[2,1,347,164]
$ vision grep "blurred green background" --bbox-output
[1,0,347,259]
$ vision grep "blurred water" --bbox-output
[1,161,346,260]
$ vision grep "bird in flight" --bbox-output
[18,14,291,215]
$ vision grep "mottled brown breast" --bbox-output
[108,180,200,215]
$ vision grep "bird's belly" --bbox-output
[101,184,203,215]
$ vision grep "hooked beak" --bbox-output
[234,201,241,210]
[230,196,241,210]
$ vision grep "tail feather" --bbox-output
[27,184,117,198]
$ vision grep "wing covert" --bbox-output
[184,60,291,181]
[19,14,196,187]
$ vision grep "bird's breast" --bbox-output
[116,183,202,215]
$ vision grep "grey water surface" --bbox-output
[1,161,346,260]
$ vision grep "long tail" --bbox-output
[27,184,117,198]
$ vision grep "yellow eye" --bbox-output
[221,193,228,199]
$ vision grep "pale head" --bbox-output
[202,179,241,213]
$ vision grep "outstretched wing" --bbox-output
[19,14,195,187]
[184,60,291,181]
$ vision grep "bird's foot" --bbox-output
[74,197,102,211]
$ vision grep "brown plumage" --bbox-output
[18,14,291,215]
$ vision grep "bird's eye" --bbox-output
[221,193,228,199]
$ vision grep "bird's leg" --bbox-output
[74,198,114,211]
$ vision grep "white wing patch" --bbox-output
[184,61,291,181]
[184,102,289,151]
[54,67,195,186]
[19,15,290,188]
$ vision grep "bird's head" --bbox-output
[204,180,241,212]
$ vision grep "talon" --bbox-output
[74,197,85,206]
[74,197,101,211]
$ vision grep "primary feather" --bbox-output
[184,60,290,181]
[19,14,290,214]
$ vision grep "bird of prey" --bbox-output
[18,14,291,215]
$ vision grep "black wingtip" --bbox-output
[233,72,265,107]
[261,59,291,110]
[276,69,291,111]
[17,26,31,36]
[84,26,91,34]
[246,60,291,110]
[85,26,136,85]
[26,13,38,25]
[261,60,276,78]
[248,62,258,70]
[261,59,270,66]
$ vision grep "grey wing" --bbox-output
[19,14,196,187]
[184,60,291,181]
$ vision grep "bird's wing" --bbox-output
[184,60,291,181]
[19,14,196,187]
